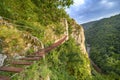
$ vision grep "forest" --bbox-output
[83,14,120,80]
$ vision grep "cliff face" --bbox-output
[60,19,87,54]
[71,26,87,54]
[61,19,91,76]
[68,20,87,54]
[70,20,91,75]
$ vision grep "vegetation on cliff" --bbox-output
[0,0,106,80]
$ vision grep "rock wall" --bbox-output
[69,20,87,54]
[69,20,91,75]
[61,18,87,54]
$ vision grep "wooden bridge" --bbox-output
[0,36,67,80]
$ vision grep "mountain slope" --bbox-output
[0,0,93,80]
[83,14,120,79]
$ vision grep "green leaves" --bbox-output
[44,38,91,80]
[84,14,120,79]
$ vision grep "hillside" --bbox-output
[0,0,94,80]
[83,14,120,80]
[82,21,97,31]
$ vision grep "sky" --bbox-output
[66,0,120,24]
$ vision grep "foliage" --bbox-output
[83,14,120,79]
[0,0,72,43]
[45,38,91,80]
[0,26,42,56]
[12,61,43,80]
[0,0,95,80]
[0,26,25,55]
[0,0,72,25]
[6,38,91,80]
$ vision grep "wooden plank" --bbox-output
[26,55,43,57]
[19,57,40,61]
[0,66,23,73]
[0,75,10,80]
[11,61,33,65]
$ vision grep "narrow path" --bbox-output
[0,35,67,80]
[86,44,102,73]
[35,35,67,55]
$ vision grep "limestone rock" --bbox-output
[0,54,7,67]
[70,21,87,54]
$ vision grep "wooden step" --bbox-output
[19,57,40,61]
[0,75,10,80]
[0,66,23,73]
[11,61,33,65]
[26,55,43,57]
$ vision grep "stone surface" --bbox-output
[71,23,87,54]
[0,54,7,67]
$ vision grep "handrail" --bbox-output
[0,35,68,79]
[0,16,68,79]
[35,35,67,55]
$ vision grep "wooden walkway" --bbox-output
[0,36,67,80]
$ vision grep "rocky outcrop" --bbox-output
[0,54,7,67]
[69,20,91,76]
[0,20,44,56]
[61,18,87,54]
[71,26,86,54]
[61,18,69,41]
[68,20,87,54]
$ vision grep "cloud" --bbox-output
[66,0,120,24]
[100,0,115,9]
[100,0,109,4]
[74,0,85,7]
